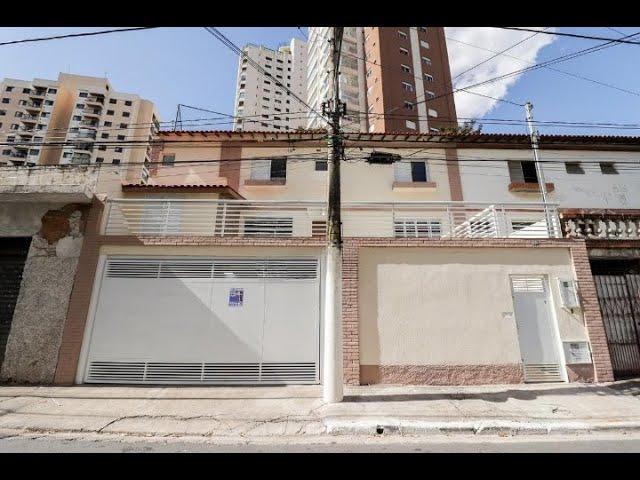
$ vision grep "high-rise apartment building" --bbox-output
[306,26,457,133]
[0,73,159,182]
[233,39,308,132]
[306,27,368,132]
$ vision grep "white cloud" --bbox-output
[445,27,556,119]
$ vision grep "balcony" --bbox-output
[103,200,561,239]
[561,210,640,240]
[24,102,42,111]
[20,115,38,123]
[0,165,99,203]
[80,120,99,128]
[28,90,46,98]
[509,182,555,193]
[76,131,97,140]
[82,108,102,117]
[86,95,105,105]
[73,143,94,153]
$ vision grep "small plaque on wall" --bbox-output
[563,342,592,364]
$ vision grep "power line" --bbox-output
[0,27,158,47]
[494,27,640,45]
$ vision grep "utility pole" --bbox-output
[322,27,345,403]
[524,101,554,236]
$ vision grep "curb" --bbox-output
[323,417,640,437]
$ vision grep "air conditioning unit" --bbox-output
[558,278,580,310]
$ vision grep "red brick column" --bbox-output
[569,241,615,382]
[342,240,360,385]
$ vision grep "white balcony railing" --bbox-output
[103,199,561,239]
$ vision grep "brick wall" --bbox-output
[341,237,615,385]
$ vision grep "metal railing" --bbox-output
[103,199,560,239]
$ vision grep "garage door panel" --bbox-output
[262,281,319,364]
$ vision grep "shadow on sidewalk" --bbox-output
[343,380,640,403]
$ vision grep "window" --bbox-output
[404,101,415,110]
[2,149,11,155]
[98,146,107,151]
[508,161,538,183]
[29,149,39,155]
[0,110,5,116]
[243,217,293,237]
[22,88,30,94]
[419,27,428,32]
[124,100,132,106]
[1,98,9,104]
[14,111,23,118]
[73,115,81,121]
[395,161,428,182]
[117,135,125,140]
[109,99,117,104]
[78,92,88,98]
[399,47,409,56]
[47,88,57,94]
[10,124,19,130]
[420,40,430,49]
[112,159,121,165]
[120,123,128,129]
[430,127,440,133]
[394,220,441,238]
[5,86,13,92]
[315,160,328,171]
[45,100,54,105]
[114,147,123,153]
[400,64,411,73]
[96,157,104,163]
[422,57,432,66]
[104,121,112,127]
[122,111,130,117]
[162,154,175,166]
[600,162,618,174]
[106,110,114,115]
[428,108,438,118]
[101,133,109,139]
[40,112,49,118]
[250,158,287,181]
[425,90,436,99]
[402,81,414,92]
[405,120,417,130]
[424,73,434,82]
[398,30,408,39]
[565,162,585,174]
[75,103,84,109]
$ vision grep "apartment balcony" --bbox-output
[560,210,640,240]
[70,153,92,165]
[28,89,47,99]
[103,200,561,239]
[20,115,38,124]
[0,165,99,202]
[76,130,97,140]
[86,95,105,105]
[82,108,102,117]
[72,143,94,153]
[24,102,42,112]
[80,120,99,128]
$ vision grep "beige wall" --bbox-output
[359,247,588,366]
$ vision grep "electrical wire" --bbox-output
[494,27,640,45]
[0,27,158,47]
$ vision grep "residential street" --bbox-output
[1,432,640,452]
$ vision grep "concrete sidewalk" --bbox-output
[0,380,639,439]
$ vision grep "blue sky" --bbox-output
[1,27,638,135]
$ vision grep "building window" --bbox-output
[10,124,19,130]
[315,160,328,171]
[117,135,125,140]
[565,162,585,174]
[600,162,618,174]
[250,158,287,181]
[394,220,441,238]
[22,88,30,94]
[106,110,114,115]
[0,110,5,116]
[122,112,130,117]
[398,30,408,39]
[430,127,440,134]
[48,88,57,94]
[404,101,415,110]
[395,161,428,182]
[508,161,539,183]
[400,64,411,73]
[1,98,10,104]
[78,92,88,98]
[162,154,175,166]
[420,40,430,49]
[45,100,54,106]
[424,73,434,82]
[402,81,414,92]
[112,159,121,165]
[101,133,109,139]
[425,90,436,99]
[104,121,112,127]
[114,147,123,153]
[124,100,132,106]
[98,146,107,151]
[75,103,84,109]
[428,108,438,118]
[14,111,23,118]
[405,120,417,130]
[72,115,81,121]
[109,99,117,104]
[5,86,14,92]
[399,47,409,56]
[96,157,104,163]
[419,27,428,32]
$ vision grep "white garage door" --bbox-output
[83,256,320,385]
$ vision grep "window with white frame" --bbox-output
[398,30,408,39]
[404,101,415,110]
[394,220,441,238]
[250,158,287,181]
[402,81,414,92]
[395,161,428,182]
[428,108,438,118]
[405,120,417,130]
[425,90,436,99]
[399,47,409,56]
[424,73,434,82]
[420,40,430,49]
[400,64,411,73]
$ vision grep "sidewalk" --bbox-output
[0,380,639,439]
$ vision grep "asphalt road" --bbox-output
[2,433,640,452]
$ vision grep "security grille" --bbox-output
[394,220,441,238]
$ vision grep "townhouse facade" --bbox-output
[3,130,637,388]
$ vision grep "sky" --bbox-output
[1,26,639,136]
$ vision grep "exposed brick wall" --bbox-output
[341,237,615,385]
[569,241,614,382]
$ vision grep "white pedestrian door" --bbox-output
[83,257,320,385]
[511,276,564,383]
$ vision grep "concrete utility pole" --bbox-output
[322,27,345,403]
[525,101,554,236]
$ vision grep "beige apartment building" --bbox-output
[0,73,160,184]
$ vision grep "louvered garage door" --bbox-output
[83,257,320,385]
[0,238,30,368]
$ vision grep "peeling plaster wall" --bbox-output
[1,205,86,384]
